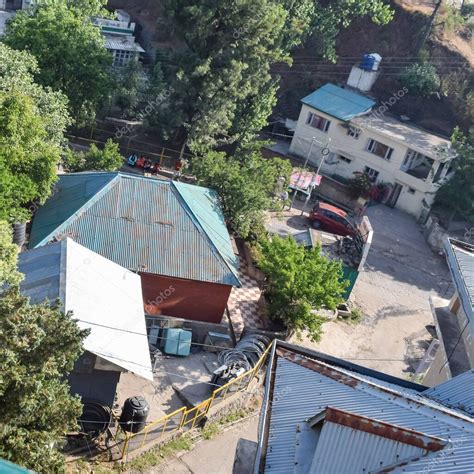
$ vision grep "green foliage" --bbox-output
[435,127,474,220]
[0,221,22,286]
[348,172,372,199]
[63,139,123,172]
[151,0,393,150]
[400,62,441,97]
[0,43,70,147]
[0,92,61,222]
[436,3,465,34]
[115,60,146,118]
[4,0,113,126]
[0,229,88,473]
[256,236,347,341]
[191,143,292,239]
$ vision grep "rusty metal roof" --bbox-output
[29,173,240,287]
[256,342,474,473]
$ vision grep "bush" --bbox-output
[400,63,440,97]
[348,172,372,199]
[64,139,123,172]
[256,236,348,342]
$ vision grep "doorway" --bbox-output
[387,183,403,208]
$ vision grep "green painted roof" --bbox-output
[301,83,376,121]
[30,172,240,287]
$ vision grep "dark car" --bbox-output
[308,202,355,237]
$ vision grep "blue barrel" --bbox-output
[360,54,375,71]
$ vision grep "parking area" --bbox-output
[266,203,453,378]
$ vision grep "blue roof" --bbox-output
[301,83,376,121]
[29,173,240,287]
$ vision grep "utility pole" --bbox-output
[300,141,331,216]
[290,137,317,210]
[289,136,331,211]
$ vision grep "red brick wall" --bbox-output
[140,273,232,324]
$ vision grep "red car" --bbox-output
[308,202,355,237]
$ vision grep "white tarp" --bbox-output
[64,239,153,380]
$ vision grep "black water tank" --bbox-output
[119,396,149,433]
[13,222,26,247]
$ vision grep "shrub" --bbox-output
[400,63,440,97]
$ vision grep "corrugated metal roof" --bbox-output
[424,369,474,416]
[444,238,474,322]
[18,239,153,380]
[103,34,145,52]
[311,417,434,473]
[301,83,376,121]
[258,344,474,473]
[30,173,240,287]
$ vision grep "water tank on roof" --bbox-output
[360,53,382,71]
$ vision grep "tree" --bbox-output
[4,0,113,126]
[116,60,146,118]
[400,62,441,97]
[151,0,393,150]
[0,92,62,222]
[63,139,123,172]
[0,222,88,472]
[435,127,474,220]
[256,235,347,341]
[0,221,21,286]
[0,43,70,147]
[191,143,292,239]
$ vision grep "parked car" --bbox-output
[308,202,355,236]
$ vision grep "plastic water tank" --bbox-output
[119,396,149,433]
[13,222,26,247]
[360,53,382,71]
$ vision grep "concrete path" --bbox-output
[149,416,259,473]
[267,204,453,378]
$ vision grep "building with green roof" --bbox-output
[29,172,241,323]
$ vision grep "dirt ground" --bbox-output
[267,203,453,379]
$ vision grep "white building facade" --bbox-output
[290,84,454,220]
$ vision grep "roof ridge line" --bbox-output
[171,182,241,286]
[34,173,120,247]
[277,348,474,429]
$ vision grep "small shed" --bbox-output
[18,238,153,407]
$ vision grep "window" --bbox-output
[367,138,394,160]
[338,155,351,164]
[364,166,379,181]
[306,112,331,132]
[347,127,361,139]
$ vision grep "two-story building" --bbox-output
[289,83,454,220]
[93,10,145,66]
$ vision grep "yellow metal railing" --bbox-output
[118,344,272,460]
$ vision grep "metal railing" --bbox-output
[118,344,271,461]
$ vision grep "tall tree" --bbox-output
[151,0,393,150]
[0,92,62,222]
[256,235,347,341]
[4,0,113,126]
[192,143,292,239]
[0,43,70,147]
[435,127,474,220]
[0,221,88,472]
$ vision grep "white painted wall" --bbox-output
[289,103,449,218]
